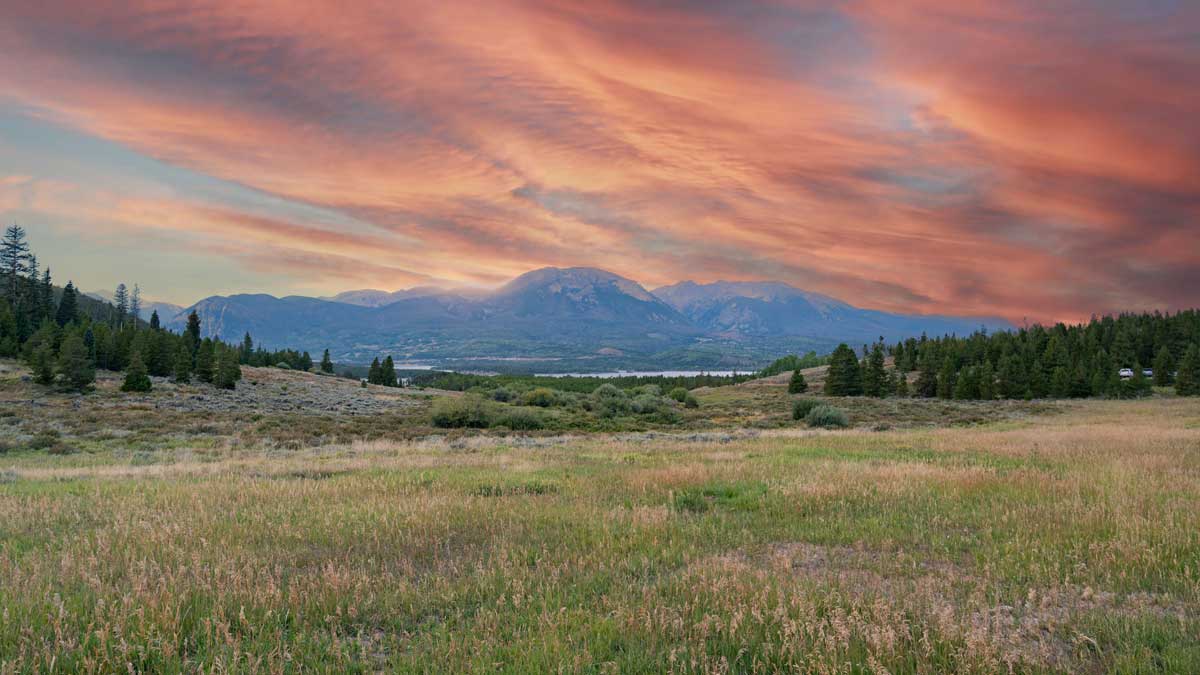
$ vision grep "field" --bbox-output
[2,363,1199,673]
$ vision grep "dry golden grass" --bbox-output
[1,392,1199,672]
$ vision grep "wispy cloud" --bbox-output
[1,0,1195,318]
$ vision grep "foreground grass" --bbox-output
[2,399,1199,672]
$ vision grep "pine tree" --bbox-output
[894,369,909,397]
[936,355,957,399]
[300,351,314,372]
[1174,345,1199,396]
[113,284,129,327]
[788,369,807,394]
[56,281,79,326]
[1124,361,1151,398]
[41,268,53,321]
[978,360,996,400]
[823,344,862,396]
[862,343,887,397]
[195,338,215,383]
[184,311,202,356]
[121,351,152,392]
[320,349,334,374]
[214,348,241,390]
[241,333,254,364]
[31,344,55,385]
[173,343,192,383]
[149,310,161,331]
[1049,366,1071,398]
[953,366,978,400]
[129,284,142,326]
[0,225,30,299]
[1152,347,1173,386]
[914,354,938,398]
[368,357,382,385]
[56,334,95,391]
[382,356,398,387]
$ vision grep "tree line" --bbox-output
[0,225,273,393]
[809,310,1200,399]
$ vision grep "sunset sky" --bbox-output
[1,1,1197,322]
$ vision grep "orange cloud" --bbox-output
[1,0,1196,321]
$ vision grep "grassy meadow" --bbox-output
[1,364,1199,673]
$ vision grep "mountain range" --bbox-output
[157,267,1010,372]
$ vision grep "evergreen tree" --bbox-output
[0,225,30,299]
[320,349,334,374]
[862,343,887,397]
[241,333,254,363]
[1049,366,1072,399]
[195,338,215,383]
[113,283,129,327]
[56,281,79,326]
[368,357,382,385]
[214,348,241,390]
[121,351,152,392]
[914,354,938,398]
[787,369,807,394]
[299,351,314,372]
[894,369,909,397]
[953,366,979,400]
[382,356,398,387]
[1124,361,1151,398]
[978,360,996,400]
[1174,345,1199,396]
[149,310,161,331]
[56,334,95,391]
[823,344,862,396]
[41,268,53,321]
[173,343,192,383]
[129,284,141,326]
[936,355,957,399]
[31,344,55,385]
[1152,347,1173,386]
[184,311,202,356]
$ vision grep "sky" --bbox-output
[1,1,1197,322]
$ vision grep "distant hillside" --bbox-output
[169,267,1013,370]
[86,290,183,323]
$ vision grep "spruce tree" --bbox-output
[184,311,202,356]
[31,344,55,385]
[214,349,241,390]
[56,334,95,391]
[914,354,938,398]
[788,369,807,394]
[195,338,215,383]
[1174,345,1199,396]
[129,284,141,326]
[936,355,957,399]
[113,283,129,327]
[1152,347,1173,386]
[241,333,254,363]
[823,344,862,396]
[149,310,160,331]
[1049,366,1071,398]
[978,360,996,400]
[173,343,192,383]
[0,225,30,299]
[299,351,314,372]
[1124,361,1151,398]
[121,351,152,392]
[368,357,382,385]
[320,349,334,374]
[894,369,909,397]
[862,343,887,397]
[56,281,79,326]
[382,356,398,387]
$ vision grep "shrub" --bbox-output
[668,387,689,402]
[522,387,558,408]
[792,398,820,420]
[48,442,78,456]
[29,430,61,451]
[430,397,493,429]
[275,361,292,370]
[684,393,700,409]
[491,386,514,402]
[805,404,849,429]
[496,408,544,431]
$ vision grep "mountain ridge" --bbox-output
[166,267,1012,370]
